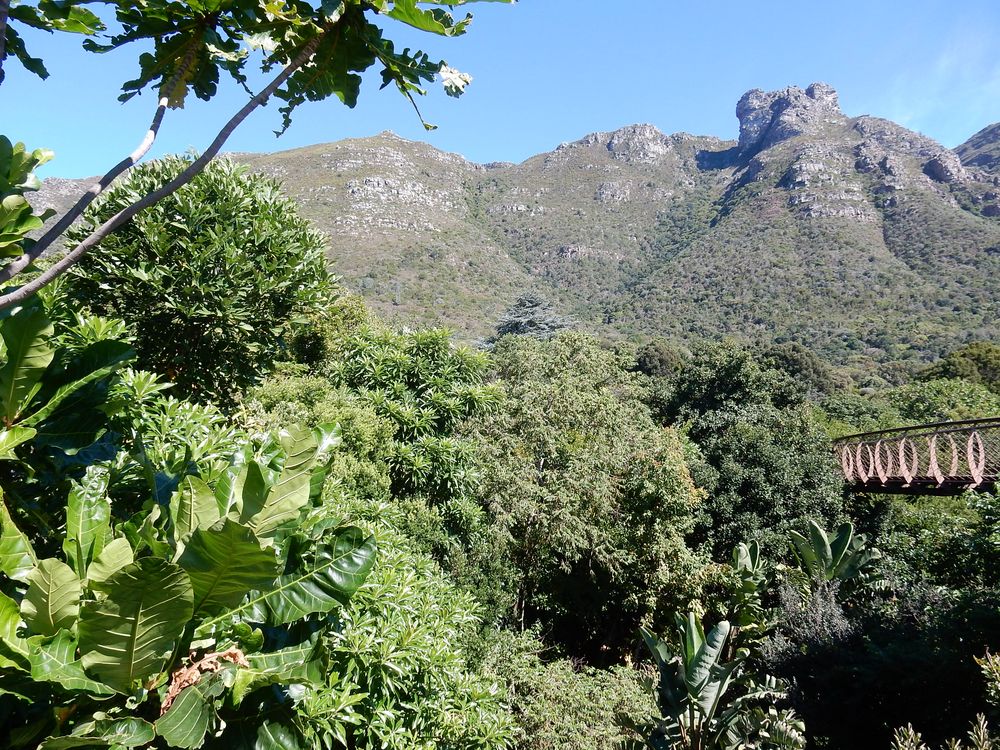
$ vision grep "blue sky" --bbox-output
[5,0,1000,177]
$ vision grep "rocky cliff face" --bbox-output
[29,84,1000,368]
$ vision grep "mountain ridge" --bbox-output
[32,83,1000,375]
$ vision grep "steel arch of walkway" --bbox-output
[833,418,1000,495]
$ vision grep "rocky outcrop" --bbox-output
[923,151,968,184]
[736,82,846,157]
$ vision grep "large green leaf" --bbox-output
[178,519,277,615]
[0,495,36,582]
[0,425,36,459]
[21,558,81,636]
[79,558,193,693]
[155,668,230,749]
[28,629,116,696]
[39,717,154,748]
[86,537,134,588]
[197,526,374,632]
[21,339,133,427]
[0,305,54,423]
[255,721,303,750]
[63,466,111,576]
[242,427,316,536]
[686,617,729,695]
[171,475,223,544]
[230,632,325,705]
[0,590,30,668]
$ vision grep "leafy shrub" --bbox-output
[302,508,516,750]
[918,342,1000,393]
[480,628,654,750]
[65,156,336,405]
[885,378,1000,423]
[465,333,706,659]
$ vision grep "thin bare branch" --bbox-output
[0,0,10,85]
[0,32,326,311]
[0,44,201,283]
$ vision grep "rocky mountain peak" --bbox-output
[736,82,845,157]
[956,122,1000,174]
[605,123,673,163]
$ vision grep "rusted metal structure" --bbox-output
[833,418,1000,494]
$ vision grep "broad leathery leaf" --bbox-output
[155,670,229,749]
[197,526,374,633]
[21,559,81,636]
[63,465,111,576]
[39,717,154,749]
[696,655,742,719]
[171,475,222,545]
[230,632,325,706]
[21,339,133,427]
[0,425,36,459]
[686,619,730,694]
[79,558,193,693]
[255,720,303,750]
[0,305,54,423]
[243,425,316,535]
[28,629,115,696]
[0,494,36,582]
[178,519,277,615]
[385,0,472,36]
[789,529,817,578]
[234,461,269,526]
[0,591,30,668]
[86,538,134,588]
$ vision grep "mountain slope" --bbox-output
[32,83,1000,369]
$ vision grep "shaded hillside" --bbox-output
[957,122,1000,174]
[33,83,1000,368]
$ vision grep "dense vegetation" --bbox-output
[1,142,999,748]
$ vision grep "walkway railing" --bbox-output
[833,418,1000,494]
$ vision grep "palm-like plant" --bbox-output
[788,520,882,590]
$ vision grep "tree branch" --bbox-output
[0,0,10,85]
[0,43,201,284]
[0,31,326,311]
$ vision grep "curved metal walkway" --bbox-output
[833,418,1000,494]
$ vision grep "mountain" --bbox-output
[957,122,1000,175]
[33,83,1000,371]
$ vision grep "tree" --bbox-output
[0,0,511,308]
[490,293,574,343]
[464,333,706,659]
[918,342,1000,394]
[63,156,335,406]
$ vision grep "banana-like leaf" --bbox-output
[155,669,229,749]
[809,521,834,574]
[79,558,193,693]
[0,305,54,423]
[63,466,111,576]
[789,529,818,579]
[21,558,81,636]
[0,590,30,669]
[28,630,116,696]
[230,632,325,706]
[197,526,374,633]
[685,619,730,695]
[0,425,36,460]
[86,538,134,588]
[171,475,223,545]
[0,494,36,582]
[828,522,854,572]
[178,519,277,615]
